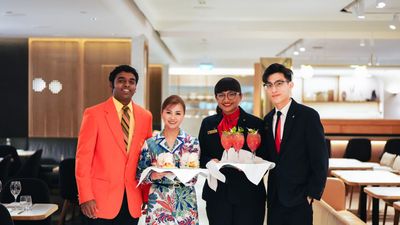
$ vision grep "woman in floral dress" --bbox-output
[137,95,200,225]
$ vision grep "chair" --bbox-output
[382,139,400,156]
[0,145,22,177]
[322,177,346,211]
[380,139,400,225]
[343,138,371,162]
[0,203,14,225]
[1,178,51,225]
[326,138,332,158]
[58,158,78,225]
[14,149,42,178]
[343,138,371,208]
[0,154,12,183]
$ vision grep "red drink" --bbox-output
[232,133,245,152]
[247,133,261,160]
[221,132,232,151]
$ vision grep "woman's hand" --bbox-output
[211,158,220,163]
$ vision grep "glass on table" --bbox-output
[10,181,22,205]
[20,195,32,211]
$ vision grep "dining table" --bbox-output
[364,187,400,225]
[5,203,58,220]
[331,170,400,222]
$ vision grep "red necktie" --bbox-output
[275,111,282,153]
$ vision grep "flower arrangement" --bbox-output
[156,153,175,168]
[180,152,199,168]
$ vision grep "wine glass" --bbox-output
[232,133,245,161]
[221,132,232,160]
[10,181,22,204]
[247,133,261,161]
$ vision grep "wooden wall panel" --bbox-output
[253,63,262,118]
[29,39,81,137]
[29,38,131,137]
[322,119,400,135]
[148,65,163,130]
[83,40,131,109]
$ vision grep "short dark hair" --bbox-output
[214,77,242,96]
[262,63,293,83]
[162,95,186,114]
[109,65,139,88]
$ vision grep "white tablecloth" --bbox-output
[137,167,209,186]
[206,149,275,191]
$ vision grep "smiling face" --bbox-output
[162,103,185,131]
[216,91,242,115]
[264,72,293,110]
[111,71,137,105]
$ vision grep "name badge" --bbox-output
[207,129,218,135]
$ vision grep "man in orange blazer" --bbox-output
[75,65,153,225]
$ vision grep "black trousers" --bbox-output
[85,192,139,225]
[206,197,265,225]
[267,199,313,225]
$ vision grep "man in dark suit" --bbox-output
[262,63,328,225]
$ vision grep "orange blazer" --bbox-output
[75,97,152,219]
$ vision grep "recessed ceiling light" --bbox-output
[389,14,398,30]
[359,39,365,47]
[376,0,386,8]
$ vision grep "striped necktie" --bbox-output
[121,105,130,150]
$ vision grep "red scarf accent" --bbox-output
[217,108,240,136]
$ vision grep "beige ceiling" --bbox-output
[1,0,399,68]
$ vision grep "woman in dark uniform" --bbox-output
[199,77,267,225]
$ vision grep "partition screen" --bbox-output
[0,39,28,137]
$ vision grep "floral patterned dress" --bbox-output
[137,129,200,225]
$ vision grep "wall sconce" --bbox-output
[32,78,46,92]
[49,80,63,94]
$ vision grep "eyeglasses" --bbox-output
[263,80,289,90]
[216,91,240,100]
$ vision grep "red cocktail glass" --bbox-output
[232,133,245,160]
[221,132,232,160]
[247,133,261,161]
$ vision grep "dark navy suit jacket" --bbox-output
[264,99,328,207]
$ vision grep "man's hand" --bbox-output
[81,200,98,219]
